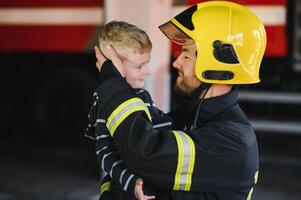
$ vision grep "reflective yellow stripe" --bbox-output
[182,131,195,191]
[106,98,152,136]
[173,131,184,190]
[247,171,259,200]
[172,130,196,191]
[100,181,111,196]
[254,171,259,183]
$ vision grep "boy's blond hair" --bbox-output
[99,21,152,58]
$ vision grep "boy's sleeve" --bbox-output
[94,125,139,198]
[85,91,139,197]
[135,89,173,130]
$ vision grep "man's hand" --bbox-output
[94,45,126,77]
[94,46,106,71]
[134,178,155,200]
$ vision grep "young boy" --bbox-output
[85,21,173,200]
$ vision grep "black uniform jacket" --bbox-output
[86,87,173,199]
[93,61,259,200]
[86,60,173,199]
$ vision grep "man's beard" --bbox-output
[174,76,208,99]
[174,79,195,95]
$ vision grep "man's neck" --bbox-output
[202,84,232,99]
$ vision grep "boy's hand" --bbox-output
[134,178,155,200]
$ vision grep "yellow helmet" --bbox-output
[159,1,267,84]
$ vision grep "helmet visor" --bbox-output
[159,21,194,46]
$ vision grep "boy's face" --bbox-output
[120,49,151,89]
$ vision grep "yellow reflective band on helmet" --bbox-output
[106,98,152,136]
[100,181,111,196]
[247,171,259,200]
[159,21,194,46]
[172,130,196,191]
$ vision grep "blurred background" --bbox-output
[0,0,300,199]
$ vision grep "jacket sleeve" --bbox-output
[85,60,142,196]
[86,91,139,197]
[95,122,139,196]
[95,78,197,191]
[135,89,173,130]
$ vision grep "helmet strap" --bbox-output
[188,82,211,99]
[190,83,211,130]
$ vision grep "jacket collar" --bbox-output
[197,87,238,124]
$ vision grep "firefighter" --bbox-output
[93,1,266,199]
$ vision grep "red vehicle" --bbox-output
[0,0,103,145]
[0,0,299,145]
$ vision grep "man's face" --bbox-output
[173,44,201,94]
[120,49,151,89]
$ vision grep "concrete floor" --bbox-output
[0,144,99,200]
[0,134,301,200]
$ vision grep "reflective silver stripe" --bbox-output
[96,135,110,140]
[135,89,144,94]
[177,132,190,190]
[123,174,134,191]
[84,134,95,140]
[101,152,114,169]
[145,103,151,106]
[172,130,195,191]
[153,122,172,128]
[96,119,106,123]
[96,146,108,155]
[109,160,123,177]
[119,169,128,184]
